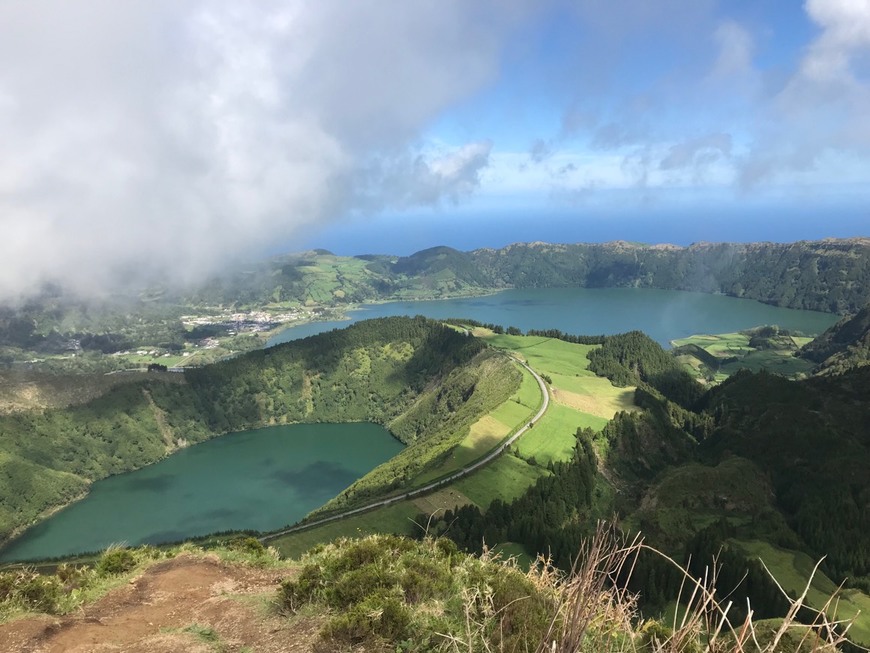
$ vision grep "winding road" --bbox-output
[261,357,549,543]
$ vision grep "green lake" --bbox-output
[0,423,403,562]
[268,287,839,347]
[1,287,840,563]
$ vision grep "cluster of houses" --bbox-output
[181,309,307,336]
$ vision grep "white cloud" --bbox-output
[0,1,531,299]
[803,0,870,81]
[738,0,870,186]
[518,2,870,200]
[660,134,732,172]
[349,140,494,210]
[711,20,755,79]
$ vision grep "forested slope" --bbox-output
[799,303,870,373]
[0,317,519,545]
[465,238,870,313]
[429,333,870,638]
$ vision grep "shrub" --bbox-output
[1,570,65,613]
[319,590,412,647]
[279,534,555,652]
[96,547,138,576]
[328,564,398,608]
[229,535,266,557]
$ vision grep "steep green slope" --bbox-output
[429,333,870,643]
[0,317,519,545]
[799,303,870,373]
[699,368,870,584]
[469,239,870,313]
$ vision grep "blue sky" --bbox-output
[301,0,870,253]
[0,1,868,295]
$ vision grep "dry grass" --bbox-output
[531,522,861,653]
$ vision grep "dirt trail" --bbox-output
[0,554,321,653]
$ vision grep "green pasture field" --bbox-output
[270,502,421,561]
[453,453,549,508]
[514,402,592,465]
[484,334,598,378]
[412,487,478,516]
[673,332,815,379]
[732,539,870,646]
[549,373,636,418]
[412,362,540,484]
[485,332,635,419]
[672,332,752,357]
[510,366,545,408]
[719,350,814,376]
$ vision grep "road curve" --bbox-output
[261,357,549,543]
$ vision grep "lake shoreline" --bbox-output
[0,422,404,564]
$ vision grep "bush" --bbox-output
[319,590,412,647]
[0,570,65,613]
[278,534,556,652]
[229,535,266,557]
[96,547,138,576]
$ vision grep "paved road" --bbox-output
[261,357,549,543]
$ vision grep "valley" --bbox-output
[1,238,870,651]
[4,238,865,381]
[6,4,870,648]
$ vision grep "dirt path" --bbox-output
[0,554,321,653]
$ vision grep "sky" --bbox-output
[1,1,869,297]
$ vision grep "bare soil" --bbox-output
[0,554,323,653]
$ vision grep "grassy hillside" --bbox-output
[3,532,849,653]
[673,327,816,382]
[0,317,519,546]
[425,333,870,645]
[799,303,870,374]
[264,330,629,560]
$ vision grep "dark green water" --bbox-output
[269,287,839,348]
[0,423,402,562]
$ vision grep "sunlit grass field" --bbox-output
[731,539,870,646]
[453,453,550,507]
[271,502,421,560]
[673,332,815,379]
[412,363,540,483]
[484,334,598,378]
[514,402,592,465]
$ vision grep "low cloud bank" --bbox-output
[0,1,525,300]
